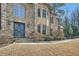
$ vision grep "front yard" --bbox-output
[0,39,79,56]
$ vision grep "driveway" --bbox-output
[0,38,79,56]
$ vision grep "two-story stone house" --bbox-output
[0,3,63,43]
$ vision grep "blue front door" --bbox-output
[14,22,25,38]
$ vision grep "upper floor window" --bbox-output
[13,4,25,17]
[37,8,41,17]
[42,9,46,18]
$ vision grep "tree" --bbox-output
[71,24,78,36]
[49,3,65,24]
[69,7,79,37]
[64,22,73,38]
[63,21,69,38]
[50,3,65,16]
[62,9,73,38]
[68,25,73,38]
[70,7,79,31]
[49,3,65,39]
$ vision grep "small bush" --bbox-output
[28,31,45,41]
[44,36,54,41]
[51,29,64,40]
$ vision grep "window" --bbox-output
[37,24,41,33]
[42,25,46,34]
[13,4,25,17]
[37,8,41,17]
[0,3,1,30]
[42,9,46,18]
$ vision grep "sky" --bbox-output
[63,3,79,11]
[60,3,79,16]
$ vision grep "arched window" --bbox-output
[13,4,25,17]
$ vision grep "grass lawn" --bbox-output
[0,39,79,56]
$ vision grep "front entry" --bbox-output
[14,22,25,38]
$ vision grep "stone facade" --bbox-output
[0,3,64,43]
[51,14,58,32]
[50,14,64,39]
[34,4,51,35]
